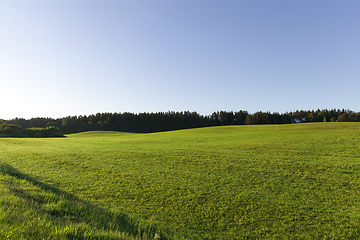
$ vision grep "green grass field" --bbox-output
[1,123,360,239]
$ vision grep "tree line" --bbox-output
[2,109,360,135]
[0,123,64,138]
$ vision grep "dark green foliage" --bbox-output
[0,123,23,136]
[0,124,64,138]
[24,127,64,138]
[4,109,360,134]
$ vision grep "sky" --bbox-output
[1,1,359,120]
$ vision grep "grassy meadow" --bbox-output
[1,123,360,239]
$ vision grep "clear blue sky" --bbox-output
[1,1,359,119]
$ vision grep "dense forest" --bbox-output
[1,109,360,136]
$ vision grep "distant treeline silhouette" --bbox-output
[2,109,360,134]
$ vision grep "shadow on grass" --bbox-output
[0,162,171,240]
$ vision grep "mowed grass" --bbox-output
[1,123,360,239]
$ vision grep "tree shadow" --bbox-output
[0,162,171,240]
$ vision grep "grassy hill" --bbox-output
[1,123,360,239]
